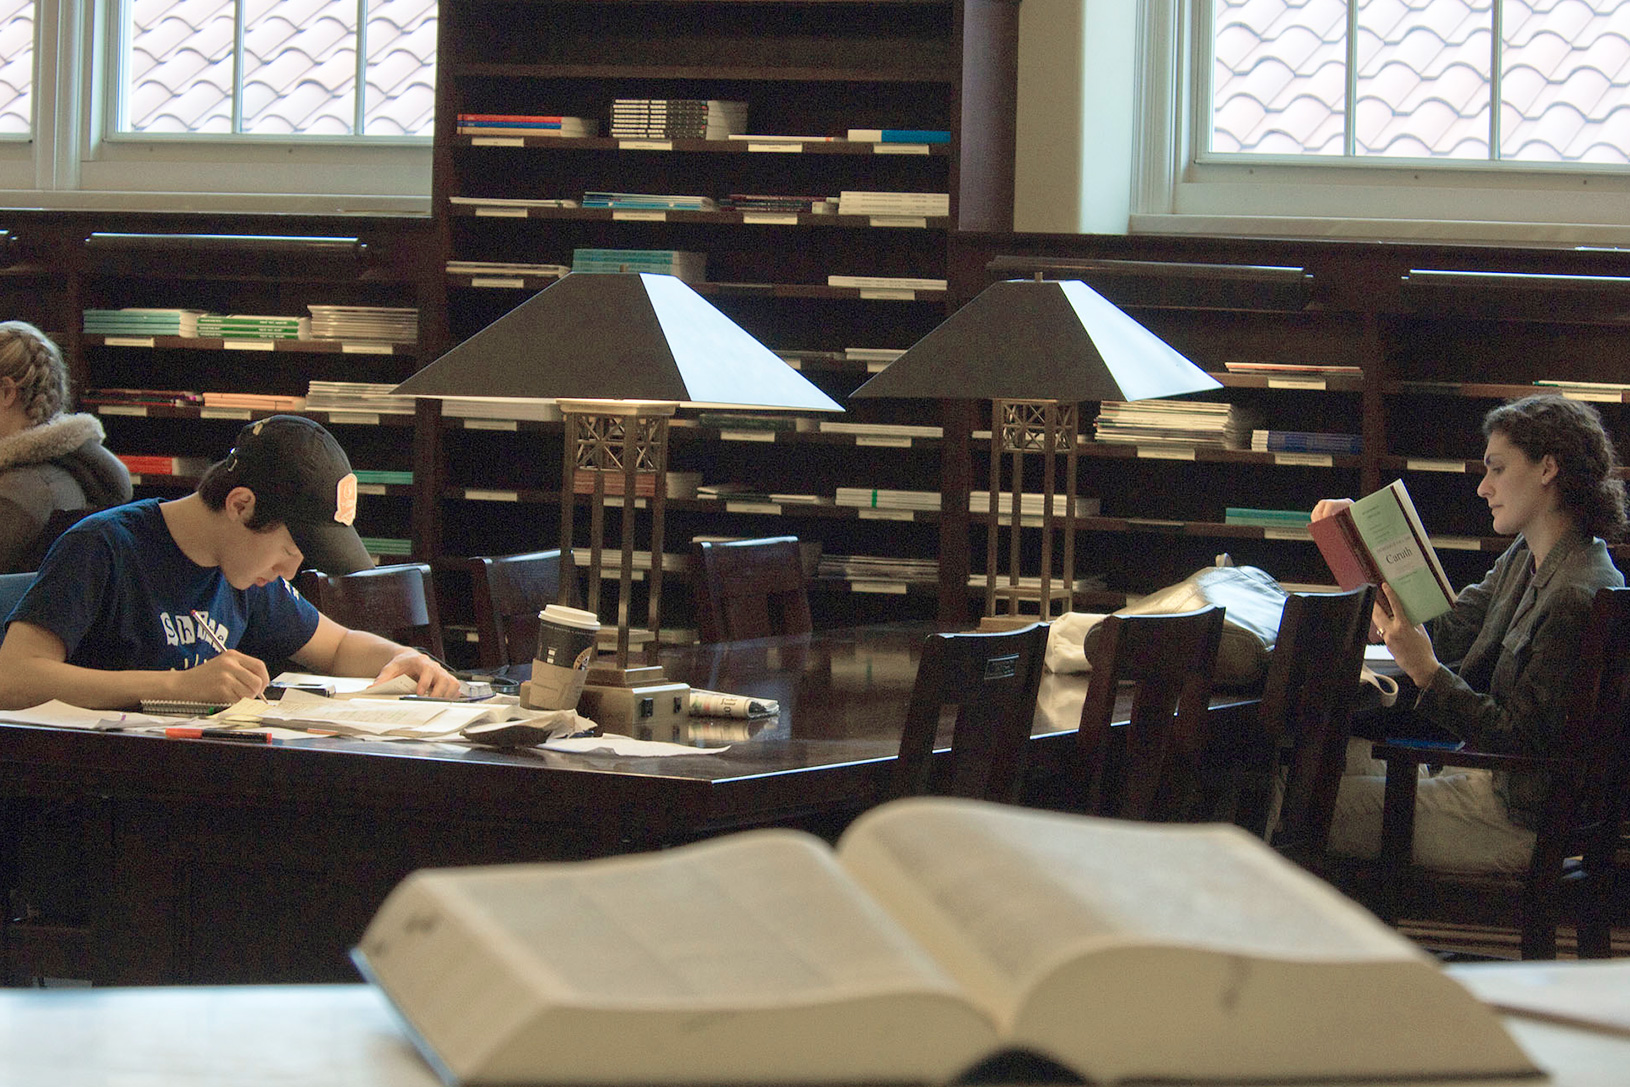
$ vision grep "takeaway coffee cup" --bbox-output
[521,604,600,711]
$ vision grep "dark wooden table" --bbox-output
[0,622,1255,986]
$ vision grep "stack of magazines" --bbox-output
[1093,400,1254,450]
[307,305,418,344]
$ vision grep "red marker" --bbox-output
[164,727,274,743]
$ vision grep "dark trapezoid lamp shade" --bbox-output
[393,272,841,412]
[849,279,1220,403]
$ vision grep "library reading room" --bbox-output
[2,3,1630,1085]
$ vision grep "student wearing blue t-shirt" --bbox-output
[0,415,459,710]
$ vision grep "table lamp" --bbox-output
[851,277,1221,625]
[392,272,842,727]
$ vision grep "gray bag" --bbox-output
[1084,563,1288,688]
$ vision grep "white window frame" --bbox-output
[0,0,430,214]
[1128,0,1630,247]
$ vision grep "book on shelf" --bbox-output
[351,469,414,486]
[836,191,951,216]
[845,128,951,144]
[1250,429,1363,454]
[818,554,940,583]
[1224,361,1364,375]
[117,454,210,476]
[572,469,701,499]
[693,412,812,433]
[609,98,746,139]
[697,484,833,506]
[304,381,416,414]
[582,192,719,211]
[355,796,1536,1087]
[448,197,581,210]
[1309,478,1457,624]
[571,249,706,282]
[1093,399,1254,450]
[306,305,418,344]
[456,115,598,137]
[719,194,836,214]
[200,392,307,411]
[1224,507,1313,529]
[85,388,204,408]
[196,314,311,340]
[818,420,943,439]
[83,308,206,337]
[826,274,948,292]
[725,133,837,143]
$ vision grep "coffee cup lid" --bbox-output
[540,604,600,631]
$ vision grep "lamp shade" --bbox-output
[850,279,1221,403]
[392,272,842,412]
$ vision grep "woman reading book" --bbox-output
[1316,394,1625,873]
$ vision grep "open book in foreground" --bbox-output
[1309,478,1457,625]
[354,797,1538,1086]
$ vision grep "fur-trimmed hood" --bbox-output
[0,413,133,506]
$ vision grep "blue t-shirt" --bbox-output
[8,499,320,671]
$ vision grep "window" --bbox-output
[1129,0,1630,245]
[0,0,433,211]
[120,0,435,137]
[1210,0,1630,163]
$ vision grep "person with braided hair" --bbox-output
[0,321,131,572]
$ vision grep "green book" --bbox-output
[1309,479,1455,624]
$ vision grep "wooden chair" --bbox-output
[1350,585,1630,959]
[0,570,35,618]
[294,562,447,661]
[1073,605,1226,821]
[889,622,1049,802]
[16,506,103,572]
[465,550,583,669]
[691,537,812,643]
[1225,585,1377,858]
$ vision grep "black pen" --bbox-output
[164,727,274,743]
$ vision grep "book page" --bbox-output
[358,829,997,1083]
[835,799,1414,1024]
[835,798,1535,1084]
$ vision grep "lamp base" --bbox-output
[577,679,690,739]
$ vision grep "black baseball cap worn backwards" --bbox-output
[219,415,374,575]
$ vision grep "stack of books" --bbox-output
[571,249,706,282]
[1250,429,1362,454]
[719,194,836,214]
[826,274,948,292]
[582,192,718,212]
[609,99,747,139]
[352,470,414,486]
[445,259,571,280]
[572,470,702,499]
[972,492,1101,518]
[304,381,416,415]
[455,114,598,137]
[83,308,204,337]
[85,388,204,409]
[696,483,833,506]
[818,420,942,440]
[448,197,579,211]
[197,314,311,340]
[836,191,950,217]
[1224,507,1313,531]
[1223,361,1363,376]
[117,454,210,477]
[201,392,307,411]
[836,487,941,512]
[817,554,939,585]
[307,305,418,344]
[845,128,951,144]
[1093,400,1253,450]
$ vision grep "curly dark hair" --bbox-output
[1483,394,1628,543]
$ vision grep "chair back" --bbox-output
[466,550,583,669]
[1075,605,1226,820]
[1257,585,1376,860]
[1537,585,1630,954]
[692,536,812,643]
[294,562,446,660]
[0,570,35,620]
[18,506,103,572]
[889,622,1049,802]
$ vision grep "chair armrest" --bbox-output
[1371,741,1561,775]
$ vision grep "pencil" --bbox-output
[191,609,228,654]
